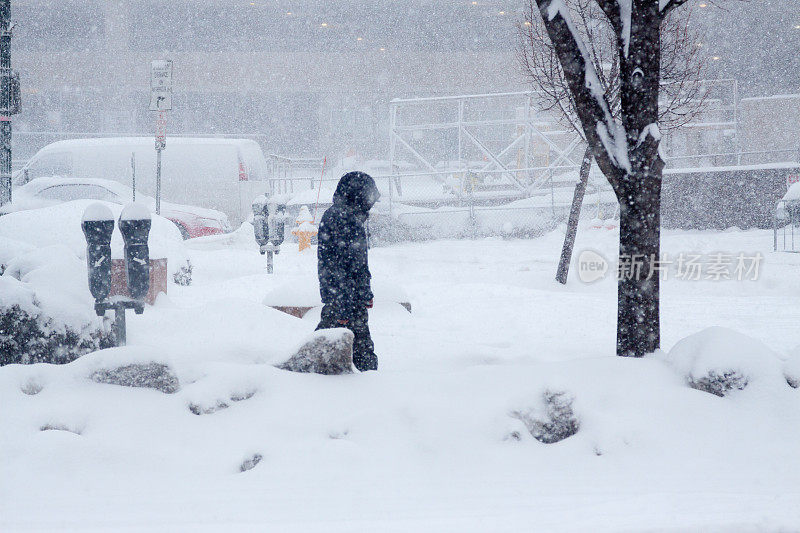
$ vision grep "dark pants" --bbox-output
[316,304,378,371]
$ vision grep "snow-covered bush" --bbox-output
[0,276,112,366]
[511,390,580,444]
[239,454,263,473]
[784,349,800,389]
[658,327,787,397]
[173,259,193,286]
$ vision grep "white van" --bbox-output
[14,137,270,224]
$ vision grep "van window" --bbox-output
[38,184,119,203]
[24,152,74,182]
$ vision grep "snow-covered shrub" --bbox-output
[189,399,229,415]
[784,349,800,389]
[276,329,355,375]
[239,453,262,472]
[511,390,580,444]
[0,276,112,366]
[173,259,193,286]
[659,327,787,397]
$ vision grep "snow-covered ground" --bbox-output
[3,221,800,531]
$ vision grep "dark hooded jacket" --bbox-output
[317,171,380,320]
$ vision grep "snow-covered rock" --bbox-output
[276,328,355,375]
[77,348,182,394]
[90,362,180,394]
[658,327,787,396]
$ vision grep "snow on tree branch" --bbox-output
[536,0,630,179]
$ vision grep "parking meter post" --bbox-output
[113,303,127,346]
[263,242,276,274]
[119,203,152,301]
[155,147,162,215]
[131,152,136,202]
[81,203,115,304]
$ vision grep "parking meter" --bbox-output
[118,203,151,303]
[252,195,269,250]
[81,203,115,304]
[269,201,287,249]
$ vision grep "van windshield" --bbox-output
[22,152,73,183]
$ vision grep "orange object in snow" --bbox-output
[292,206,317,251]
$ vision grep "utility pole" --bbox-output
[0,0,17,206]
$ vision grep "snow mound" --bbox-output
[659,327,786,396]
[0,235,35,273]
[276,328,355,375]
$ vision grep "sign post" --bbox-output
[0,0,21,207]
[150,60,172,215]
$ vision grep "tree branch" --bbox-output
[533,0,626,188]
[660,0,692,17]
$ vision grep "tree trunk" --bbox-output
[616,173,661,357]
[556,146,593,284]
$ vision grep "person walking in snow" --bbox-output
[316,171,381,371]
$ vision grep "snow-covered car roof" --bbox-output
[0,199,189,276]
[3,176,229,222]
[34,136,261,151]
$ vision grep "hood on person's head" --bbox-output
[333,171,380,213]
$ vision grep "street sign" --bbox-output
[149,60,173,112]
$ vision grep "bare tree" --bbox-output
[517,0,706,286]
[521,0,701,357]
